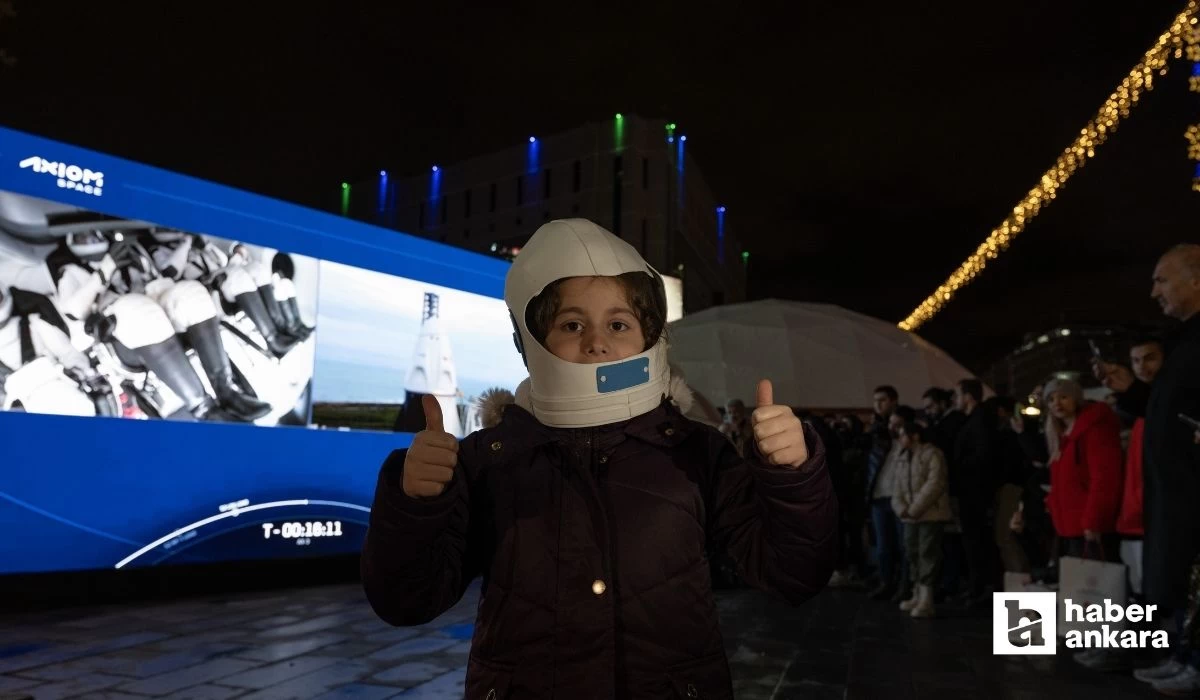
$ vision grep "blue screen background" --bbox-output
[0,125,510,574]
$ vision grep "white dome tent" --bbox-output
[667,299,979,411]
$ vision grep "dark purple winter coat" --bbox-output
[361,399,838,699]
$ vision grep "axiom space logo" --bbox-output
[993,592,1057,655]
[18,156,104,197]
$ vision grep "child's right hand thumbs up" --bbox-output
[402,395,459,499]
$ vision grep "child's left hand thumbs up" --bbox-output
[751,379,809,468]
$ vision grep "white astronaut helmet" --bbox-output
[66,230,109,262]
[227,243,251,267]
[504,218,670,428]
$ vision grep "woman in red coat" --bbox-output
[1042,378,1124,561]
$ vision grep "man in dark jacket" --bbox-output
[952,378,998,607]
[1094,244,1200,692]
[865,385,901,599]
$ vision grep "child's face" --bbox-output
[543,276,645,364]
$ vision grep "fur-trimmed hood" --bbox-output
[475,369,720,430]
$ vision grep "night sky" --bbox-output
[1,1,1197,373]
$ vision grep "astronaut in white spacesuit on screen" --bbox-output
[0,284,113,416]
[220,243,310,351]
[48,230,266,422]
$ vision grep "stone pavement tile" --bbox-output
[766,680,845,700]
[16,671,126,700]
[371,662,446,685]
[444,642,472,655]
[233,660,375,700]
[845,680,915,700]
[173,615,254,635]
[116,657,260,696]
[350,619,394,635]
[233,633,347,663]
[0,631,168,675]
[216,655,341,690]
[156,629,248,651]
[247,616,303,630]
[10,656,102,682]
[316,642,388,659]
[257,613,370,640]
[102,644,251,679]
[72,693,151,700]
[160,683,248,700]
[392,668,466,699]
[0,674,40,692]
[311,684,402,700]
[362,629,421,644]
[367,639,456,663]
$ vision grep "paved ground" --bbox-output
[0,580,1172,699]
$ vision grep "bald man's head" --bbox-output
[1153,244,1200,321]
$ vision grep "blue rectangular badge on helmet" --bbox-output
[596,357,650,393]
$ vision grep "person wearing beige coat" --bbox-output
[891,421,952,618]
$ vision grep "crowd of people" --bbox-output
[715,243,1200,694]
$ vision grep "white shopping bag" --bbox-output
[1057,555,1128,637]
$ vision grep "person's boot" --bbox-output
[278,297,314,341]
[258,284,288,331]
[892,582,913,604]
[235,292,298,358]
[134,337,233,422]
[186,318,271,422]
[899,586,920,612]
[911,585,936,618]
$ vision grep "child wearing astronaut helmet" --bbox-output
[362,219,837,698]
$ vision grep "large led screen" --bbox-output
[0,126,519,575]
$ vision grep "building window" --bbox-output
[612,156,623,236]
[489,183,497,213]
[441,197,448,225]
[464,190,472,218]
[573,160,582,193]
[516,175,524,206]
[642,157,649,190]
[544,168,552,199]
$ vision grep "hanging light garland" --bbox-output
[1186,18,1200,191]
[899,1,1199,332]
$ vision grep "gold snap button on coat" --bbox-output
[491,441,502,451]
[592,579,606,595]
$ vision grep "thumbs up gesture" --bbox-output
[402,395,460,498]
[751,379,809,468]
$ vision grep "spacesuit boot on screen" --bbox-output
[154,278,272,422]
[218,260,297,359]
[273,277,313,342]
[186,317,270,421]
[98,293,233,422]
[234,291,297,359]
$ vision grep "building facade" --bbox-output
[981,322,1169,399]
[342,115,747,314]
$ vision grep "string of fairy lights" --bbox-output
[899,1,1200,332]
